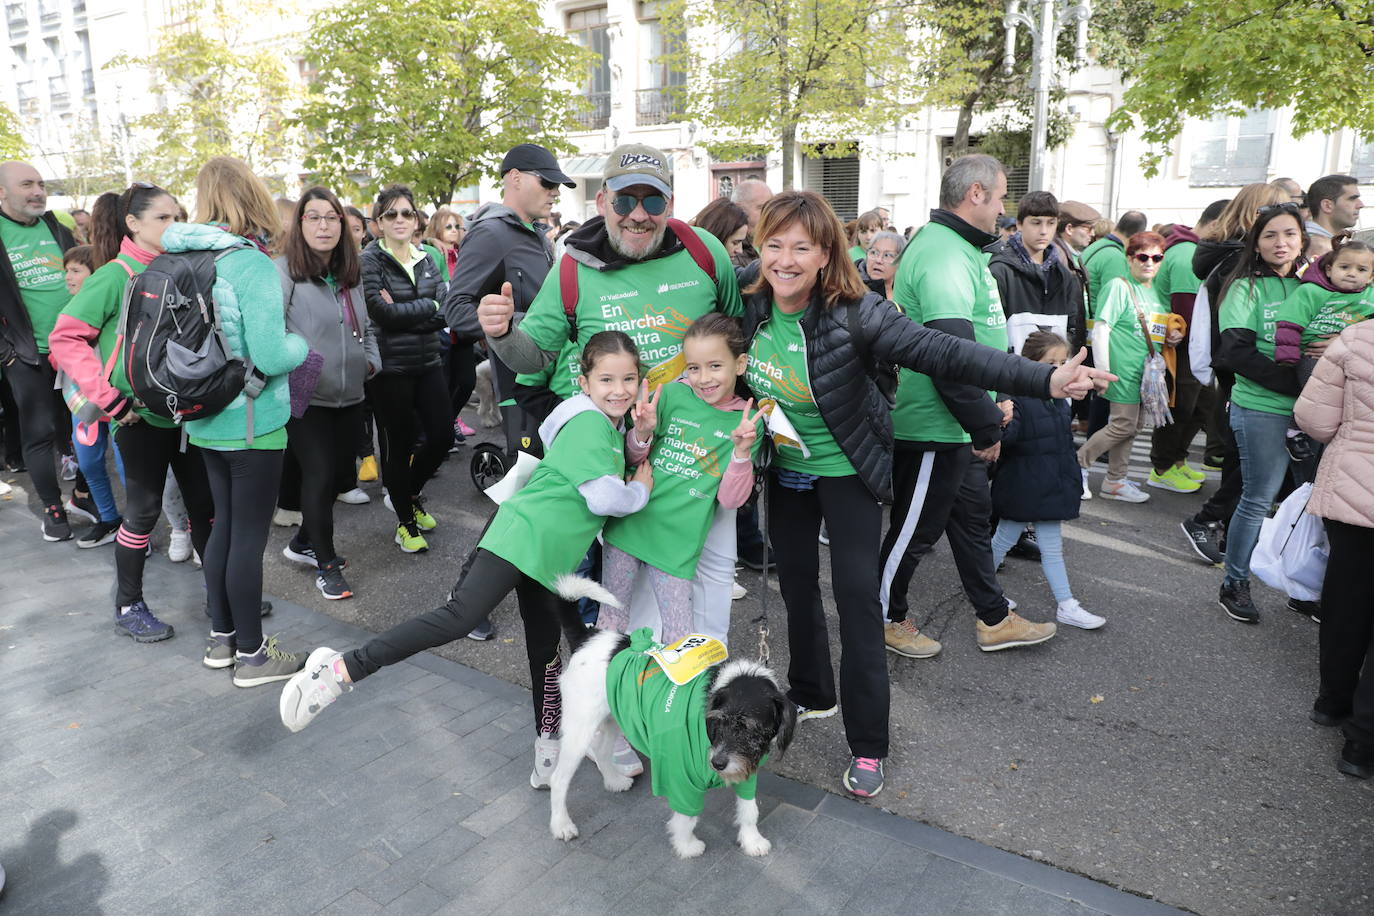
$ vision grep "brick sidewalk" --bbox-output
[0,488,1182,915]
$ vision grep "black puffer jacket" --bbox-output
[361,240,447,375]
[741,287,1055,503]
[991,394,1080,522]
[985,237,1083,349]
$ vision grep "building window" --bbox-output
[939,136,1028,215]
[636,0,685,126]
[1189,110,1274,188]
[803,144,861,221]
[567,6,610,131]
[1352,138,1374,184]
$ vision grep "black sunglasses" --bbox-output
[1132,253,1165,264]
[524,171,560,191]
[1257,202,1301,217]
[379,208,417,222]
[610,193,668,217]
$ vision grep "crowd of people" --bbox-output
[3,145,1372,801]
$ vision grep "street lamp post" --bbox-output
[1003,0,1092,191]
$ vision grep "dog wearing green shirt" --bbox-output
[548,627,796,858]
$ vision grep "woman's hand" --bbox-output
[996,399,1014,427]
[631,381,662,438]
[1304,333,1337,359]
[631,460,654,493]
[379,289,394,305]
[115,410,141,427]
[1050,347,1117,399]
[731,399,759,458]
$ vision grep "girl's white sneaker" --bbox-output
[1056,599,1106,630]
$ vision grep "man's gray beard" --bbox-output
[607,221,667,261]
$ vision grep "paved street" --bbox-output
[2,413,1370,915]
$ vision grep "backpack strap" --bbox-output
[559,254,579,342]
[668,219,717,283]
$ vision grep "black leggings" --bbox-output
[445,338,478,424]
[112,421,213,607]
[344,548,572,736]
[286,404,360,564]
[202,448,283,652]
[768,472,889,759]
[1319,520,1374,744]
[5,358,64,506]
[368,366,452,525]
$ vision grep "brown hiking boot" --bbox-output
[884,620,942,658]
[976,611,1057,652]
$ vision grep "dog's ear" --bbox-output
[772,691,797,756]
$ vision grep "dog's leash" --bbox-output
[752,472,770,667]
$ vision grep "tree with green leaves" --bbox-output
[298,0,593,208]
[1108,0,1374,175]
[0,104,24,160]
[112,1,300,195]
[662,0,931,189]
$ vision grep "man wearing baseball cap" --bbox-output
[478,142,741,398]
[441,143,574,639]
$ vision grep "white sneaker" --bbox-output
[0,479,11,497]
[272,508,303,527]
[531,733,560,789]
[732,579,747,600]
[1099,478,1149,503]
[1080,468,1093,501]
[278,647,350,732]
[818,523,830,546]
[168,527,192,563]
[1057,598,1107,629]
[383,493,393,513]
[336,487,371,505]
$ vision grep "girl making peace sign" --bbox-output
[600,313,765,641]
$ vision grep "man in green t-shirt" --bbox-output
[879,154,1057,658]
[1080,210,1147,319]
[0,160,79,541]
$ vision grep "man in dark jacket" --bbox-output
[879,154,1058,659]
[987,190,1082,354]
[0,160,78,541]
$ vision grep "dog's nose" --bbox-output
[711,754,729,771]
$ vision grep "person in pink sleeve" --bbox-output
[599,312,764,642]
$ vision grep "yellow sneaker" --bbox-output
[1147,467,1200,493]
[358,455,378,482]
[395,521,428,553]
[1177,462,1206,483]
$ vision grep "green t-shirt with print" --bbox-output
[606,627,759,817]
[1,215,69,353]
[1220,275,1301,416]
[479,404,626,591]
[603,381,762,579]
[889,221,1007,444]
[59,256,177,428]
[1276,283,1374,346]
[1094,276,1165,405]
[513,227,741,398]
[745,304,854,476]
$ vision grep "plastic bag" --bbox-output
[1139,353,1173,427]
[1252,483,1329,602]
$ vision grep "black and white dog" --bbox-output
[548,629,797,858]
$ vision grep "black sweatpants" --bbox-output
[368,366,452,525]
[286,404,361,565]
[1150,348,1216,472]
[879,443,1009,627]
[4,358,65,507]
[344,548,571,736]
[112,421,213,608]
[1194,376,1242,528]
[1318,520,1374,744]
[768,472,888,759]
[203,448,283,653]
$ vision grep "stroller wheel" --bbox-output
[470,443,510,492]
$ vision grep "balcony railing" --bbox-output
[573,91,610,131]
[635,87,685,126]
[5,3,27,33]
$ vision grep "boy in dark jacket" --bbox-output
[987,191,1083,356]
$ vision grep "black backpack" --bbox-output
[117,246,264,423]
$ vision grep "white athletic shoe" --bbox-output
[1056,598,1106,630]
[336,487,371,505]
[272,508,303,527]
[1099,478,1149,503]
[531,733,560,789]
[278,647,350,732]
[168,527,192,563]
[732,580,747,600]
[1080,468,1093,501]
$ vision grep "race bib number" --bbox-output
[756,398,810,458]
[645,351,686,391]
[647,634,728,685]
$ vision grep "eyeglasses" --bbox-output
[301,212,342,225]
[443,223,460,231]
[1132,253,1165,264]
[524,171,560,191]
[1257,202,1301,217]
[378,208,417,222]
[867,249,898,263]
[610,193,668,217]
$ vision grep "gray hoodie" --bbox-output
[276,257,380,408]
[443,202,554,339]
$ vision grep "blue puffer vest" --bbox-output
[991,395,1082,522]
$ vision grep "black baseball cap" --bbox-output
[499,144,575,188]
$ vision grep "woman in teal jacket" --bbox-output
[185,157,309,687]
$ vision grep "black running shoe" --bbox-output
[1180,518,1224,565]
[77,518,121,549]
[1219,579,1259,624]
[41,504,72,542]
[1286,597,1320,623]
[1007,527,1041,561]
[316,559,353,600]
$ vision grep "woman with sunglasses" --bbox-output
[1213,203,1307,624]
[277,187,379,599]
[1077,231,1178,503]
[360,185,452,553]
